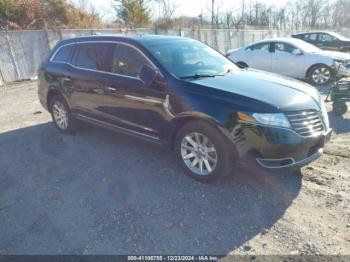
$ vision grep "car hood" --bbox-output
[191,69,321,112]
[317,50,350,61]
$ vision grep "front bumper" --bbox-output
[231,123,332,169]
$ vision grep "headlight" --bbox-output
[238,112,291,128]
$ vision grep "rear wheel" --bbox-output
[308,64,332,86]
[333,101,348,115]
[50,95,76,134]
[175,121,233,183]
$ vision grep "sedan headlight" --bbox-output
[238,112,291,128]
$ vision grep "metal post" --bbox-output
[5,32,21,81]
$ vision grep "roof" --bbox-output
[247,37,307,46]
[58,34,189,46]
[293,31,333,35]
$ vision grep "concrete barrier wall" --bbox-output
[0,28,349,84]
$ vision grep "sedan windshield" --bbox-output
[145,39,238,79]
[295,40,322,53]
[329,32,350,41]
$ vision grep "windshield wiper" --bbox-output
[180,73,224,80]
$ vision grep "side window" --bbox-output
[73,43,114,71]
[319,33,336,43]
[309,33,318,41]
[275,43,296,54]
[247,43,270,52]
[112,44,151,78]
[52,45,74,63]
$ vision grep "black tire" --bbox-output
[49,95,77,134]
[307,64,333,86]
[333,101,348,115]
[174,121,233,183]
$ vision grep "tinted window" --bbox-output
[309,34,317,41]
[248,43,270,52]
[112,44,151,77]
[275,43,297,54]
[52,45,74,63]
[74,43,114,71]
[319,33,336,42]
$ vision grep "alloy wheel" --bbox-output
[180,132,218,176]
[311,67,331,85]
[52,101,68,130]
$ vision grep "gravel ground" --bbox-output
[0,81,349,255]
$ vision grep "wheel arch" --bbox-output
[167,112,239,159]
[46,83,69,112]
[305,63,332,78]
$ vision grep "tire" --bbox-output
[308,64,332,86]
[174,121,233,183]
[333,101,348,115]
[50,95,77,134]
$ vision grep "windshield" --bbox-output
[145,39,238,79]
[329,32,350,41]
[294,40,322,53]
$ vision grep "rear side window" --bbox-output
[111,44,151,78]
[52,45,74,63]
[73,43,114,72]
[247,43,270,52]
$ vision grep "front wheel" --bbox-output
[50,95,77,134]
[174,121,233,183]
[308,65,332,86]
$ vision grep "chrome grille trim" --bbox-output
[285,110,324,137]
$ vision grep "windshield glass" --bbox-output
[145,39,238,79]
[295,40,322,53]
[329,32,350,41]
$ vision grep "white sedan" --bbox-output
[227,38,350,85]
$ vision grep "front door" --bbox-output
[100,43,169,140]
[271,42,305,78]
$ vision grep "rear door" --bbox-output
[69,42,114,119]
[271,42,305,78]
[244,42,272,71]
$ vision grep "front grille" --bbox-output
[285,110,324,137]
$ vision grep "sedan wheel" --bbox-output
[175,121,233,183]
[50,95,76,134]
[310,66,331,85]
[181,132,218,176]
[52,101,69,130]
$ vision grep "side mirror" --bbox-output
[292,49,303,55]
[140,64,158,86]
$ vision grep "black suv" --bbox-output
[292,31,350,52]
[38,35,332,182]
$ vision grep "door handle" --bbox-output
[106,86,117,92]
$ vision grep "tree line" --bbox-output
[0,0,101,30]
[0,0,349,30]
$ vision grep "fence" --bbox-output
[1,28,349,84]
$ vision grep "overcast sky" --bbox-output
[71,0,287,22]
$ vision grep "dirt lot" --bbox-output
[0,81,349,255]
